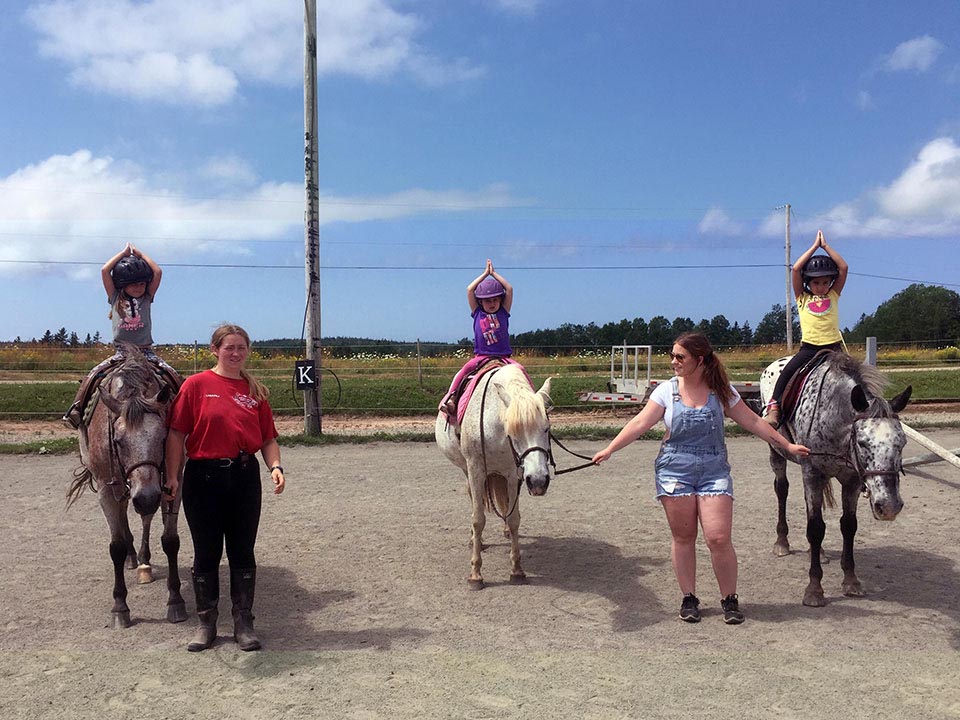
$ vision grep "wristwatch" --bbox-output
[270,465,284,474]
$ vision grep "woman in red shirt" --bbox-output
[165,324,285,652]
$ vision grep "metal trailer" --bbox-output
[578,344,764,411]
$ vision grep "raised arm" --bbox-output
[131,245,163,297]
[488,261,513,313]
[791,235,821,299]
[815,231,848,296]
[466,261,492,312]
[101,244,132,299]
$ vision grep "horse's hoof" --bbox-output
[111,611,132,629]
[773,542,791,557]
[467,579,485,591]
[167,602,188,623]
[842,583,865,597]
[802,592,826,607]
[137,565,154,584]
[509,573,527,585]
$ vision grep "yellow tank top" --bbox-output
[797,289,841,345]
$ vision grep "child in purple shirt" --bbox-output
[440,260,514,419]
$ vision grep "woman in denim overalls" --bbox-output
[593,333,810,624]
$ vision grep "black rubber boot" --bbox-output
[187,570,219,652]
[231,567,262,651]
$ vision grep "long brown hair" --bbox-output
[675,332,734,407]
[210,324,269,402]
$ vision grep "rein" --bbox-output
[476,370,596,522]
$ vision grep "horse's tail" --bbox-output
[66,464,95,508]
[484,473,510,516]
[822,477,836,509]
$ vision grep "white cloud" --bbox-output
[883,35,944,73]
[0,150,525,276]
[200,156,258,186]
[697,206,744,236]
[877,137,960,218]
[25,0,485,106]
[759,137,960,240]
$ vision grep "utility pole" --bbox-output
[784,204,793,353]
[303,0,322,435]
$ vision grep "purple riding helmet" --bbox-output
[475,276,505,299]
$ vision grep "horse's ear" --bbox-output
[890,385,912,414]
[537,377,554,413]
[850,385,870,413]
[100,391,122,415]
[495,383,512,408]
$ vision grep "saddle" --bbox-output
[779,349,835,426]
[447,357,510,426]
[77,357,182,428]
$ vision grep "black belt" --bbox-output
[188,452,253,470]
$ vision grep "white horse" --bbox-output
[435,363,554,589]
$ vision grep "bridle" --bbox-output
[804,413,905,493]
[477,369,596,521]
[103,405,166,503]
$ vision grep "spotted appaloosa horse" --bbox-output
[435,363,554,589]
[67,350,186,628]
[760,352,912,606]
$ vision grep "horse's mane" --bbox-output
[497,366,546,437]
[827,352,892,418]
[109,350,167,428]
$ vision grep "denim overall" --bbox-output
[654,378,733,499]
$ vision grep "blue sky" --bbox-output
[1,0,959,345]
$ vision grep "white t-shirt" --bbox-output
[649,378,742,431]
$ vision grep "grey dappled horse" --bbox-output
[760,352,912,606]
[68,350,186,628]
[435,364,554,589]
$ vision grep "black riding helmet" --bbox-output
[801,254,839,294]
[111,255,153,288]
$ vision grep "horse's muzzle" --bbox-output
[131,486,162,516]
[870,496,904,521]
[525,475,550,496]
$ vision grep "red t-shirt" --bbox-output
[168,370,278,459]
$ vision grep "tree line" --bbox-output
[12,284,959,354]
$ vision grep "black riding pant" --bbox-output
[771,341,843,403]
[182,456,262,573]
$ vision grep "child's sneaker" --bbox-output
[679,593,701,623]
[721,594,745,624]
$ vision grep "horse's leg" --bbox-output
[505,490,525,584]
[100,493,133,628]
[466,462,486,590]
[802,466,828,607]
[770,446,791,556]
[839,480,864,597]
[161,494,187,623]
[136,512,154,584]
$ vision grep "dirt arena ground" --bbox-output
[1,422,959,720]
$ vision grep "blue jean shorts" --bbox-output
[654,445,734,499]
